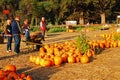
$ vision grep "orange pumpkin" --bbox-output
[40,59,45,66]
[61,54,68,63]
[26,75,33,80]
[105,42,110,48]
[54,56,62,66]
[49,58,55,66]
[80,55,89,64]
[4,65,16,72]
[44,60,51,67]
[40,47,46,52]
[35,56,40,65]
[75,57,80,63]
[68,56,76,63]
[86,50,93,57]
[118,41,120,47]
[20,73,26,79]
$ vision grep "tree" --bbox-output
[66,0,91,25]
[0,0,20,19]
[92,0,116,24]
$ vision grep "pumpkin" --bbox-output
[8,72,19,79]
[54,56,62,66]
[40,59,45,66]
[49,58,54,66]
[20,73,26,79]
[35,56,40,65]
[68,56,76,63]
[40,47,46,53]
[0,70,3,75]
[118,41,120,47]
[86,50,93,57]
[26,75,33,80]
[4,65,16,72]
[75,57,80,63]
[105,42,110,48]
[61,54,68,63]
[43,60,51,67]
[80,55,89,64]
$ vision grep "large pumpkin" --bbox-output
[80,55,89,64]
[54,56,62,66]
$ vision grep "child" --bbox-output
[22,19,30,41]
[5,19,12,53]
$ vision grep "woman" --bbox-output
[40,17,46,41]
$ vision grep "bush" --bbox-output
[0,29,3,34]
[48,25,66,33]
[76,26,84,31]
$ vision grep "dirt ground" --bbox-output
[0,27,120,80]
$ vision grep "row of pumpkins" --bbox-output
[91,32,120,49]
[0,65,33,80]
[29,41,95,67]
[29,32,120,67]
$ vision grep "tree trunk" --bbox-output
[30,17,34,26]
[100,12,106,24]
[35,18,37,26]
[79,11,84,25]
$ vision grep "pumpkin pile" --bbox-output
[90,32,120,49]
[0,65,33,80]
[29,34,95,67]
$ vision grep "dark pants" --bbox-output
[7,36,12,51]
[13,34,21,53]
[41,30,45,40]
[25,31,30,41]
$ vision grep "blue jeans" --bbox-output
[25,31,30,41]
[7,36,12,51]
[13,34,21,53]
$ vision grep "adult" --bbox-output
[40,17,46,41]
[22,19,30,41]
[11,16,23,54]
[4,19,12,53]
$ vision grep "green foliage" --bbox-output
[88,26,102,30]
[30,26,40,32]
[48,26,66,33]
[113,33,120,41]
[0,29,2,33]
[76,26,84,31]
[76,33,90,54]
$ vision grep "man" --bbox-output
[11,16,23,54]
[40,17,46,41]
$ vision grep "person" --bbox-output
[11,16,23,54]
[40,17,46,41]
[22,19,30,42]
[4,19,12,53]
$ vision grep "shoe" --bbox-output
[6,51,9,53]
[14,52,19,54]
[9,50,12,52]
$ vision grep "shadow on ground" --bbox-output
[0,48,38,60]
[18,66,61,80]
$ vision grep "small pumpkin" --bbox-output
[4,65,16,72]
[26,75,33,80]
